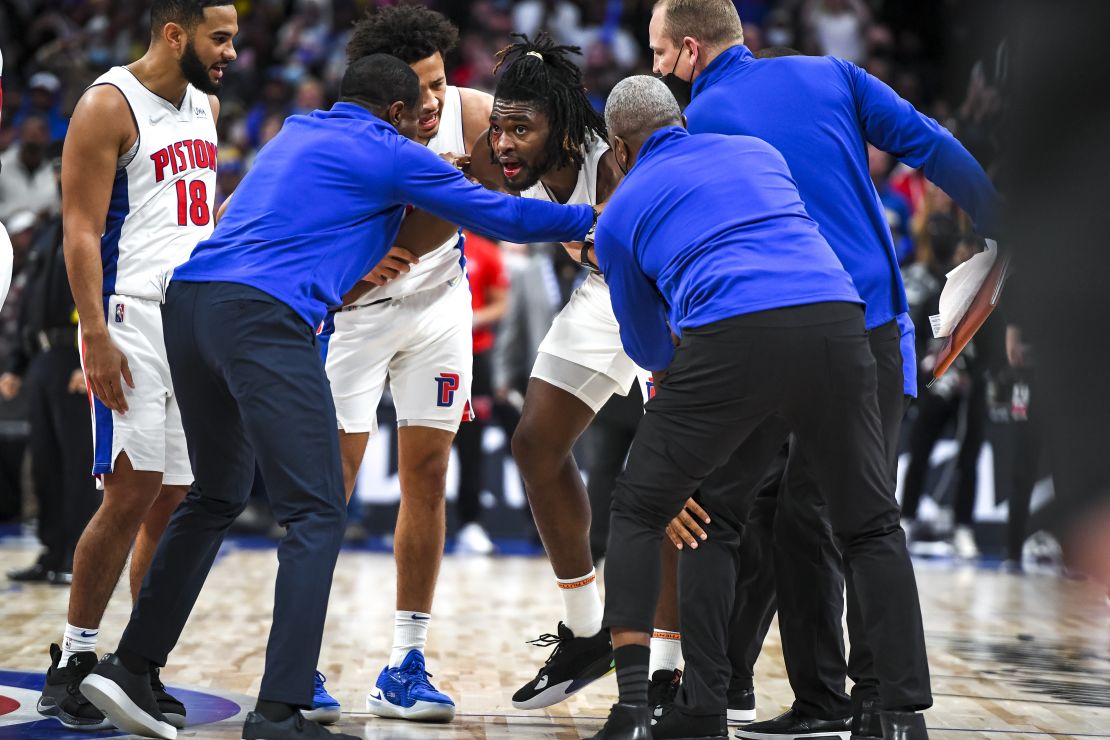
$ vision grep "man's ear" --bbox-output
[388,101,406,127]
[162,22,188,56]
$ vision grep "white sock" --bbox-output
[389,611,430,667]
[557,569,603,638]
[649,629,683,675]
[60,624,99,665]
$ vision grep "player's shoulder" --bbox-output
[69,83,134,138]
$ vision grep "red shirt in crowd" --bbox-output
[463,231,508,354]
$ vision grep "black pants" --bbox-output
[604,304,930,716]
[455,350,491,526]
[901,378,987,526]
[25,346,99,570]
[119,281,347,707]
[587,381,644,561]
[1005,377,1043,561]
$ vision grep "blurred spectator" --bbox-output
[2,173,98,583]
[803,0,871,63]
[868,144,913,264]
[0,211,37,363]
[0,116,59,222]
[900,217,986,559]
[454,231,509,555]
[11,72,68,142]
[244,68,292,150]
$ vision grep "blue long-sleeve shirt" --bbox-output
[595,126,861,372]
[174,103,594,328]
[687,45,1002,395]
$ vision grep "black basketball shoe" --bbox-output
[81,654,176,739]
[648,668,682,722]
[511,622,613,709]
[150,666,187,729]
[727,681,757,724]
[652,705,728,739]
[37,644,112,730]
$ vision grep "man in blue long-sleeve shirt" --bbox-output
[588,76,929,740]
[80,54,596,740]
[646,1,1001,735]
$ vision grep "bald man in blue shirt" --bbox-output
[589,76,929,740]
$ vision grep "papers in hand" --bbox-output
[929,239,1000,339]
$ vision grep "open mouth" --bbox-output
[210,64,226,80]
[418,112,439,132]
[501,160,522,179]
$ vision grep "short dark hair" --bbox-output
[347,4,459,64]
[490,33,606,172]
[340,54,420,111]
[150,0,233,34]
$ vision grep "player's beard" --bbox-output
[504,151,552,193]
[181,39,220,94]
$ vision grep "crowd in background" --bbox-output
[1,1,1048,567]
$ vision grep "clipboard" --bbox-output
[928,251,1010,385]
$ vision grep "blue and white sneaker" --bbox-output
[299,671,341,725]
[365,650,455,722]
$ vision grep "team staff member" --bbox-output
[589,76,929,740]
[79,54,597,740]
[648,1,1001,734]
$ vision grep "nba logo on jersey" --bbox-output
[115,303,125,323]
[435,373,459,407]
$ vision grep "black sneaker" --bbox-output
[648,668,682,722]
[150,666,187,729]
[727,682,756,724]
[37,644,112,730]
[850,698,881,739]
[242,711,360,739]
[734,708,851,739]
[652,705,727,738]
[81,654,176,739]
[511,622,613,709]
[589,702,651,740]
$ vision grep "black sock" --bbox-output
[114,649,151,676]
[255,699,296,723]
[614,644,650,705]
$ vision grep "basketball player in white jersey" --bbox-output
[38,1,236,731]
[466,35,660,710]
[305,6,494,724]
[0,47,12,308]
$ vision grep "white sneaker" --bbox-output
[455,523,494,555]
[952,526,979,560]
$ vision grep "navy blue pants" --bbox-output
[120,281,346,707]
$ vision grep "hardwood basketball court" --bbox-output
[1,539,1107,739]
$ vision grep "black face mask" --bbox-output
[659,49,693,110]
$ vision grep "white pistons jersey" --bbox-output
[361,85,467,303]
[91,67,217,302]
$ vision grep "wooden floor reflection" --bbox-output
[1,540,1108,739]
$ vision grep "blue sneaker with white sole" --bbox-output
[365,650,455,722]
[299,671,340,725]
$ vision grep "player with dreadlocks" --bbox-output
[468,34,650,711]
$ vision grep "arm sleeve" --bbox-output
[595,219,675,372]
[845,60,1002,237]
[391,139,594,245]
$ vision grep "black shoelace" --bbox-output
[526,632,567,665]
